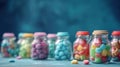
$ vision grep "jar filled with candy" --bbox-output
[1,33,18,57]
[17,33,25,46]
[55,32,72,60]
[31,32,48,60]
[90,30,111,64]
[47,34,56,58]
[73,31,89,61]
[111,31,120,62]
[19,33,33,58]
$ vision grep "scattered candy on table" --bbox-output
[71,60,78,64]
[73,31,89,61]
[31,32,48,60]
[83,60,89,65]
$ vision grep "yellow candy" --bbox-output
[77,45,83,51]
[71,60,78,64]
[75,54,80,60]
[102,49,107,56]
[91,44,96,49]
[107,51,111,56]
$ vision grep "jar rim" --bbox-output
[92,30,108,35]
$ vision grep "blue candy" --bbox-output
[61,55,67,60]
[95,48,102,53]
[55,55,60,60]
[100,44,106,50]
[59,51,64,57]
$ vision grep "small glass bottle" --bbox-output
[1,33,18,57]
[31,32,48,60]
[90,30,111,64]
[55,32,72,60]
[73,31,89,61]
[47,34,56,58]
[19,33,33,58]
[111,31,120,62]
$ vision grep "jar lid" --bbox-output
[23,33,33,38]
[47,34,56,38]
[18,33,24,37]
[57,32,69,36]
[92,30,108,35]
[76,31,89,36]
[3,33,15,38]
[34,32,47,37]
[112,31,120,36]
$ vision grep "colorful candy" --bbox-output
[71,60,78,64]
[1,33,18,57]
[19,33,33,58]
[83,60,89,65]
[55,32,71,60]
[90,30,111,64]
[47,34,56,58]
[111,31,120,62]
[73,31,89,61]
[31,32,48,60]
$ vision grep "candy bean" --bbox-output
[59,51,64,57]
[91,44,96,49]
[101,56,107,62]
[55,55,60,60]
[95,53,101,57]
[100,44,106,50]
[83,60,89,65]
[95,57,101,63]
[90,49,95,57]
[77,45,83,51]
[95,48,102,53]
[71,60,78,64]
[74,54,80,60]
[102,49,107,56]
[61,55,67,60]
[80,55,85,61]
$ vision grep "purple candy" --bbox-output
[32,44,36,48]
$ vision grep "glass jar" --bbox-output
[55,32,72,60]
[1,33,18,57]
[19,33,33,58]
[31,32,48,60]
[17,33,25,46]
[47,34,56,58]
[90,30,111,64]
[111,31,120,62]
[73,31,89,61]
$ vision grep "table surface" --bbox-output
[0,58,120,67]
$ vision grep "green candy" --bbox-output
[80,55,85,61]
[95,57,101,63]
[90,49,95,57]
[106,45,111,50]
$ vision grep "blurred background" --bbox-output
[0,0,120,42]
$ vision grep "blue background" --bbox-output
[0,0,120,42]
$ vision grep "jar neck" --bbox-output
[93,34,109,44]
[57,36,69,41]
[34,36,47,42]
[112,35,120,39]
[77,35,89,40]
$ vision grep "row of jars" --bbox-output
[1,30,120,64]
